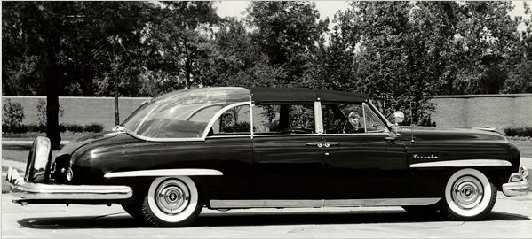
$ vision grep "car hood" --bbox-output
[57,131,139,159]
[397,126,507,142]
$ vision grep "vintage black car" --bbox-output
[6,87,529,226]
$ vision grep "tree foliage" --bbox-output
[2,1,531,131]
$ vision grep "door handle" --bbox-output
[306,142,324,148]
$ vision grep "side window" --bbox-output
[363,104,387,133]
[211,104,251,135]
[253,104,314,134]
[322,103,365,134]
[322,103,388,134]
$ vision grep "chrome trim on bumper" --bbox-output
[6,167,132,204]
[503,166,529,197]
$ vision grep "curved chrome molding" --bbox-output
[410,159,512,168]
[125,101,251,143]
[201,101,251,139]
[104,168,223,178]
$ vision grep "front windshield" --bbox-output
[122,87,250,139]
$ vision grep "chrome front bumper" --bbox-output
[6,168,132,204]
[503,166,529,197]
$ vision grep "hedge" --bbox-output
[2,123,104,134]
[504,127,532,137]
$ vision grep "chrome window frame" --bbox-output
[130,99,390,142]
[202,101,252,139]
[251,102,318,136]
[315,101,390,136]
[129,101,251,142]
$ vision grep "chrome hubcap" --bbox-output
[451,175,483,209]
[155,180,190,215]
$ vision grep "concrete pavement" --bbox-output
[1,192,531,238]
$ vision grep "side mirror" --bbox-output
[393,111,405,124]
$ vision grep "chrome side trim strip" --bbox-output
[410,159,512,168]
[209,198,441,209]
[104,168,223,178]
[324,198,440,206]
[211,200,322,208]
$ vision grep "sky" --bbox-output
[216,1,349,21]
[216,1,531,22]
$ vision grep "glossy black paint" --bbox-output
[59,126,520,201]
[321,133,412,199]
[252,135,324,199]
[52,89,520,203]
[396,126,519,189]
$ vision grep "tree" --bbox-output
[333,2,438,124]
[503,3,532,93]
[2,1,152,148]
[328,2,525,125]
[247,2,328,86]
[139,2,218,91]
[447,2,520,95]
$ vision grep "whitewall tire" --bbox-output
[141,176,202,227]
[443,168,496,220]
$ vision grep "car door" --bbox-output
[320,102,409,199]
[199,103,257,199]
[251,103,324,199]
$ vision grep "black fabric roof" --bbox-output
[250,87,368,103]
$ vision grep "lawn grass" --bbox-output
[511,140,532,158]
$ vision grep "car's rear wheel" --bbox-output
[442,168,496,220]
[140,176,202,227]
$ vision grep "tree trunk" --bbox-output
[45,20,62,150]
[185,57,192,89]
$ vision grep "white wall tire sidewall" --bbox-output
[445,168,492,218]
[146,176,199,223]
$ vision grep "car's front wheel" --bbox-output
[442,168,496,220]
[140,176,202,227]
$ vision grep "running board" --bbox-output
[209,198,441,209]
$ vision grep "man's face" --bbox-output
[348,112,360,126]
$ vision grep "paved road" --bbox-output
[2,193,531,238]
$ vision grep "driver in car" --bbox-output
[347,111,364,133]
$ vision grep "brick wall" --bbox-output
[431,94,532,128]
[2,96,149,130]
[3,94,532,130]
